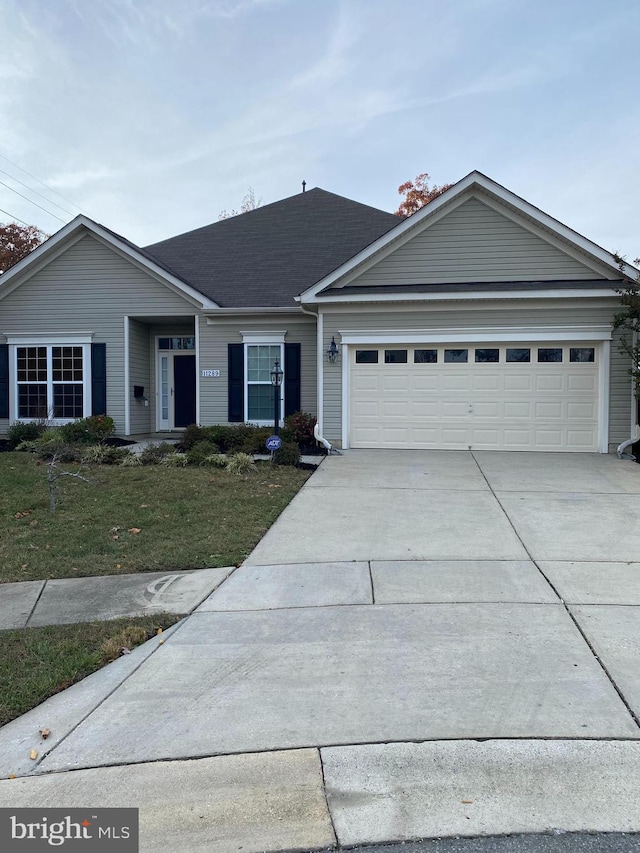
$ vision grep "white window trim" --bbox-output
[243,341,285,426]
[10,340,92,424]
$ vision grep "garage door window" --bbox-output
[414,349,438,364]
[384,349,408,364]
[570,348,595,363]
[355,350,378,364]
[444,349,468,363]
[538,348,563,362]
[475,348,499,363]
[506,348,531,363]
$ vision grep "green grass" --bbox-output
[0,453,311,583]
[0,615,180,727]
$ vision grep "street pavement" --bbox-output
[1,450,640,852]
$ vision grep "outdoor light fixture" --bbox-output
[326,336,339,363]
[270,359,284,437]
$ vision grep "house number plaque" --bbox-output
[201,369,221,377]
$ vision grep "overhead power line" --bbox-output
[0,206,33,227]
[0,166,77,217]
[0,152,90,215]
[0,179,67,223]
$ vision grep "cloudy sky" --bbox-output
[1,0,638,256]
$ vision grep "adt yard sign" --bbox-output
[266,435,282,451]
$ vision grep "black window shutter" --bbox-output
[91,343,107,416]
[228,343,244,422]
[284,342,301,417]
[0,344,8,420]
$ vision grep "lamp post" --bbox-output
[270,359,284,436]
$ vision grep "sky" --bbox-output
[0,0,638,257]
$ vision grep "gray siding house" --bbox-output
[0,171,636,454]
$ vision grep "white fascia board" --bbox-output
[310,288,617,304]
[5,333,94,345]
[0,215,219,310]
[204,307,303,316]
[299,170,638,302]
[240,331,287,343]
[339,326,613,345]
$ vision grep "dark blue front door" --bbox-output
[173,355,196,428]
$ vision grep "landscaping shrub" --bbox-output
[58,415,115,445]
[185,440,220,466]
[181,423,209,450]
[240,427,273,454]
[120,453,142,467]
[8,421,46,447]
[284,411,317,450]
[81,445,129,465]
[205,453,227,468]
[138,442,175,465]
[160,452,188,467]
[225,452,255,476]
[274,441,301,466]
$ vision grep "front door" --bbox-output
[157,351,196,430]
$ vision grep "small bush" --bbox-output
[84,415,115,443]
[138,442,176,465]
[284,411,317,449]
[8,421,46,447]
[274,441,301,467]
[225,452,255,476]
[205,453,227,468]
[81,445,129,465]
[121,453,142,467]
[58,420,94,445]
[240,427,273,454]
[186,440,220,466]
[181,423,208,450]
[160,452,188,467]
[38,442,81,463]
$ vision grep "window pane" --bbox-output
[52,346,83,381]
[384,349,408,364]
[18,385,48,419]
[538,348,563,363]
[475,348,499,363]
[247,344,281,381]
[161,356,169,421]
[17,347,47,382]
[158,338,171,350]
[570,347,595,363]
[355,350,378,364]
[444,349,468,363]
[506,348,530,363]
[248,384,277,421]
[53,385,83,419]
[414,349,437,364]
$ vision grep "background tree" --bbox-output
[395,172,454,217]
[613,254,640,414]
[0,222,47,273]
[218,187,262,221]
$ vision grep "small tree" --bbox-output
[0,222,47,272]
[612,254,640,413]
[218,187,262,221]
[395,172,453,217]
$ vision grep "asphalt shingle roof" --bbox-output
[143,188,401,308]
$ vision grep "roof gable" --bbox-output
[300,172,635,302]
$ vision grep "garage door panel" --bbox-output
[349,343,600,451]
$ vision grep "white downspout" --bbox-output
[299,303,334,453]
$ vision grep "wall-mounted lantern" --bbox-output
[326,336,340,364]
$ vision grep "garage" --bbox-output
[349,343,601,451]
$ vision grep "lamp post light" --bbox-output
[270,359,284,436]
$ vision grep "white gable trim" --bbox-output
[298,171,637,303]
[312,287,617,304]
[0,215,219,309]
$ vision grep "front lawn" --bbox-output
[0,453,311,583]
[0,615,180,727]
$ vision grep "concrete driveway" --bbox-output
[2,450,640,852]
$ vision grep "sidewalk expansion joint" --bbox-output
[471,451,640,733]
[367,561,375,604]
[24,579,48,628]
[318,749,339,849]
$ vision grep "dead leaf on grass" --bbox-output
[14,509,33,519]
[140,504,149,508]
[128,528,141,535]
[29,519,38,526]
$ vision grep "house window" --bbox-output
[15,344,88,421]
[384,349,408,364]
[158,337,195,350]
[538,348,563,363]
[246,344,283,422]
[444,349,468,363]
[570,347,595,363]
[355,350,378,364]
[506,348,531,363]
[475,348,500,363]
[414,349,438,364]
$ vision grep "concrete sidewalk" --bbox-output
[0,567,234,630]
[1,450,640,853]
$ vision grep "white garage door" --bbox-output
[349,343,600,451]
